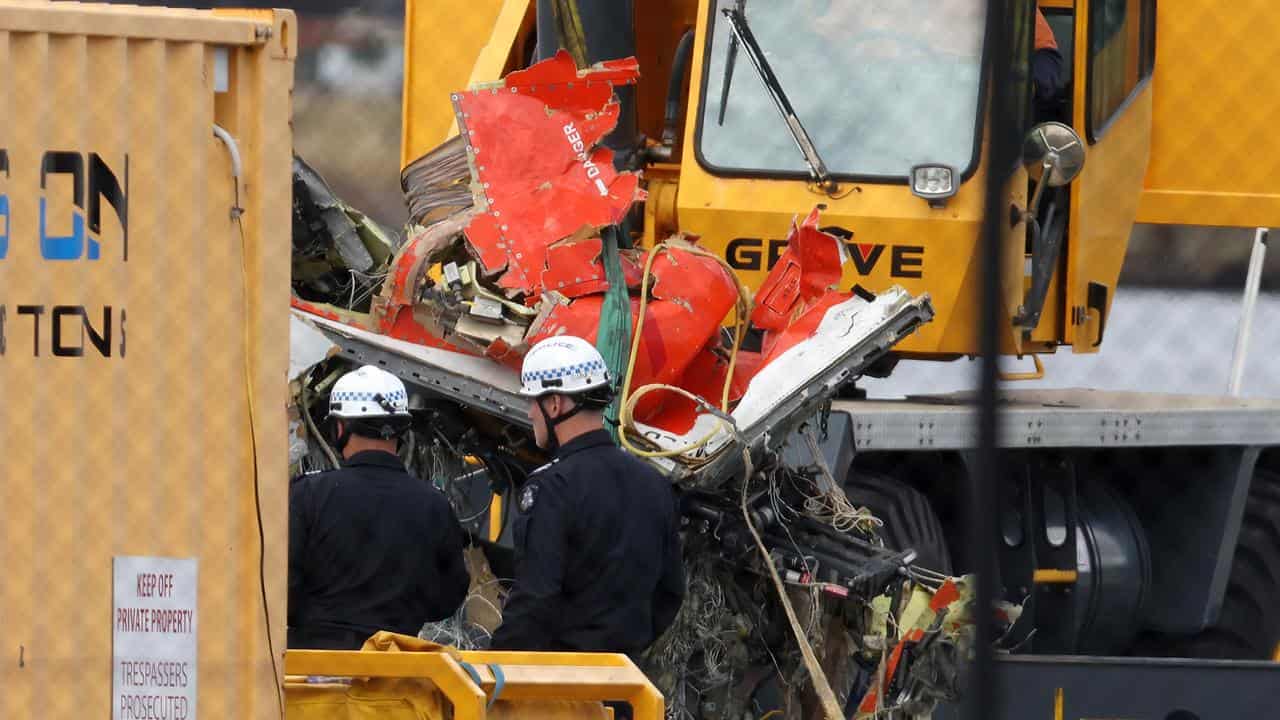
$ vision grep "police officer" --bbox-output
[288,365,470,649]
[490,336,685,655]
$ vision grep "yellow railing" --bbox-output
[284,644,663,720]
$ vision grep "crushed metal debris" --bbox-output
[287,52,1002,720]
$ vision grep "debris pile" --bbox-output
[287,52,1005,720]
[291,155,399,313]
[291,50,929,474]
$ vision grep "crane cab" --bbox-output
[399,0,1280,359]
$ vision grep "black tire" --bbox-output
[845,471,952,574]
[1138,468,1280,659]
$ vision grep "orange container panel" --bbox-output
[0,3,295,720]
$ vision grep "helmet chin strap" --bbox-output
[535,395,583,454]
[333,420,353,455]
[333,418,407,457]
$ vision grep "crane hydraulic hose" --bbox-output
[617,241,754,459]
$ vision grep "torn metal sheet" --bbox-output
[287,312,342,469]
[291,154,397,312]
[401,134,474,227]
[291,51,936,484]
[752,207,848,332]
[289,312,340,383]
[293,155,376,272]
[301,312,531,428]
[281,47,1005,720]
[854,576,1024,718]
[454,50,645,293]
[540,236,644,298]
[633,287,933,479]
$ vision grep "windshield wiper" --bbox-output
[720,5,837,193]
[716,0,746,125]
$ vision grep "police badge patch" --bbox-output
[519,483,539,513]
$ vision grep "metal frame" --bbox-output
[831,390,1280,451]
[693,294,934,487]
[310,311,1280,458]
[306,314,533,429]
[947,446,1262,637]
[1084,0,1157,142]
[935,655,1280,719]
[1119,445,1260,631]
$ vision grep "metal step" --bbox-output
[831,389,1280,451]
[933,655,1280,719]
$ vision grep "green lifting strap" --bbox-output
[597,225,634,445]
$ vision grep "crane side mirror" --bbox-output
[1023,121,1086,187]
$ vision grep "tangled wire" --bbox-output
[641,556,761,720]
[418,577,510,650]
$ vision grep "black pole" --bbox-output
[969,1,1018,719]
[535,0,638,170]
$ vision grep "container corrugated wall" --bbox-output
[0,3,295,719]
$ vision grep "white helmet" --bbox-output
[329,365,412,419]
[519,335,611,398]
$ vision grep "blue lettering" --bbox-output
[39,196,86,261]
[0,193,8,260]
[3,151,127,262]
[40,151,86,261]
[0,148,7,259]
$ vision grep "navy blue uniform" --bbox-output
[288,450,470,649]
[491,430,685,654]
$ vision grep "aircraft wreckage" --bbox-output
[288,52,1017,720]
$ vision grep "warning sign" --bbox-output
[113,556,197,720]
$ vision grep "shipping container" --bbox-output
[0,3,295,719]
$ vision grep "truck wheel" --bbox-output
[846,471,952,574]
[1139,468,1280,659]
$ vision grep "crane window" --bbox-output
[696,0,989,181]
[1087,0,1155,139]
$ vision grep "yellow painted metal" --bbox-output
[287,651,487,720]
[675,0,1031,357]
[489,493,504,541]
[1065,0,1152,351]
[393,0,1092,359]
[1138,0,1280,227]
[284,649,664,720]
[286,679,452,720]
[400,0,532,169]
[0,3,295,720]
[999,354,1046,382]
[0,1,268,44]
[397,0,1279,361]
[640,164,681,249]
[633,0,700,144]
[1033,569,1080,584]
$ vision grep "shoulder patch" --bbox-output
[519,483,539,513]
[291,467,330,486]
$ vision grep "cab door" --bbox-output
[1063,0,1156,352]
